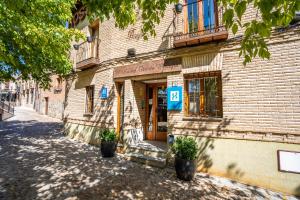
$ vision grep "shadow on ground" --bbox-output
[0,118,295,200]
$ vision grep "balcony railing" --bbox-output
[173,2,228,48]
[76,38,100,70]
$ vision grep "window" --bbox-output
[186,0,216,33]
[85,85,94,114]
[56,78,62,89]
[54,77,63,94]
[184,71,222,117]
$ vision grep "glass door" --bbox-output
[146,84,167,141]
[156,86,167,141]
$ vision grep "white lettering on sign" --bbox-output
[170,91,179,102]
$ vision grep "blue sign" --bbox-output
[167,86,182,111]
[100,86,108,99]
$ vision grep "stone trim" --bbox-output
[65,118,114,127]
[71,25,300,77]
[173,126,300,144]
[65,118,300,145]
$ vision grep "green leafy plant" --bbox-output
[171,136,198,160]
[219,0,300,65]
[0,0,83,87]
[99,128,117,142]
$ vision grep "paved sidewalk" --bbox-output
[0,107,298,200]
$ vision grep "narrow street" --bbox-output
[0,107,297,200]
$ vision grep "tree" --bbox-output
[0,0,82,87]
[0,0,299,86]
[84,0,300,65]
[220,0,300,65]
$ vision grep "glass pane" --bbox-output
[188,79,200,114]
[203,0,215,30]
[147,87,153,132]
[187,0,199,33]
[157,87,167,132]
[205,77,217,116]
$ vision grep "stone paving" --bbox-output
[0,107,298,200]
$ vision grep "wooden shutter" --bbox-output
[198,0,204,32]
[184,0,188,34]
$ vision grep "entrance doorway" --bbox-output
[146,84,167,141]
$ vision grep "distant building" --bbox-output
[0,80,17,104]
[15,77,36,108]
[35,75,66,119]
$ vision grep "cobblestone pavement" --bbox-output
[0,107,298,200]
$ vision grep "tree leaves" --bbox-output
[82,0,178,39]
[0,0,83,88]
[1,0,299,85]
[219,0,299,65]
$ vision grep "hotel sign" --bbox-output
[167,86,182,111]
[113,58,182,79]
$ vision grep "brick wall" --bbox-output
[64,67,118,128]
[67,4,300,139]
[36,75,66,119]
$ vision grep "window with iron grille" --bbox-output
[184,71,222,117]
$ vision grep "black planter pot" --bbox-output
[174,157,196,181]
[100,141,117,157]
[175,3,183,14]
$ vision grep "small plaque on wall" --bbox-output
[278,150,300,174]
[100,86,108,99]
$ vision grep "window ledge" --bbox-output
[83,113,93,117]
[182,116,223,122]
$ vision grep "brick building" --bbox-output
[35,75,66,119]
[64,1,300,195]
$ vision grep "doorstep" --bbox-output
[124,140,168,168]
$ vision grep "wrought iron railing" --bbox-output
[173,1,227,45]
[0,101,14,115]
[76,38,101,64]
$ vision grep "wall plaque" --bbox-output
[113,58,182,79]
[100,86,108,99]
[278,150,300,174]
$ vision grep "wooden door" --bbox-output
[116,82,125,140]
[146,84,167,141]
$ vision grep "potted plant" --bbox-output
[171,136,198,181]
[99,128,117,157]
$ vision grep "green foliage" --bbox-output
[219,0,300,65]
[99,128,117,142]
[0,0,83,87]
[171,136,198,160]
[1,0,298,85]
[82,0,178,40]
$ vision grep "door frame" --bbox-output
[116,82,124,140]
[145,83,167,141]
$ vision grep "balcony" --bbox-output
[173,1,228,48]
[75,38,100,70]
